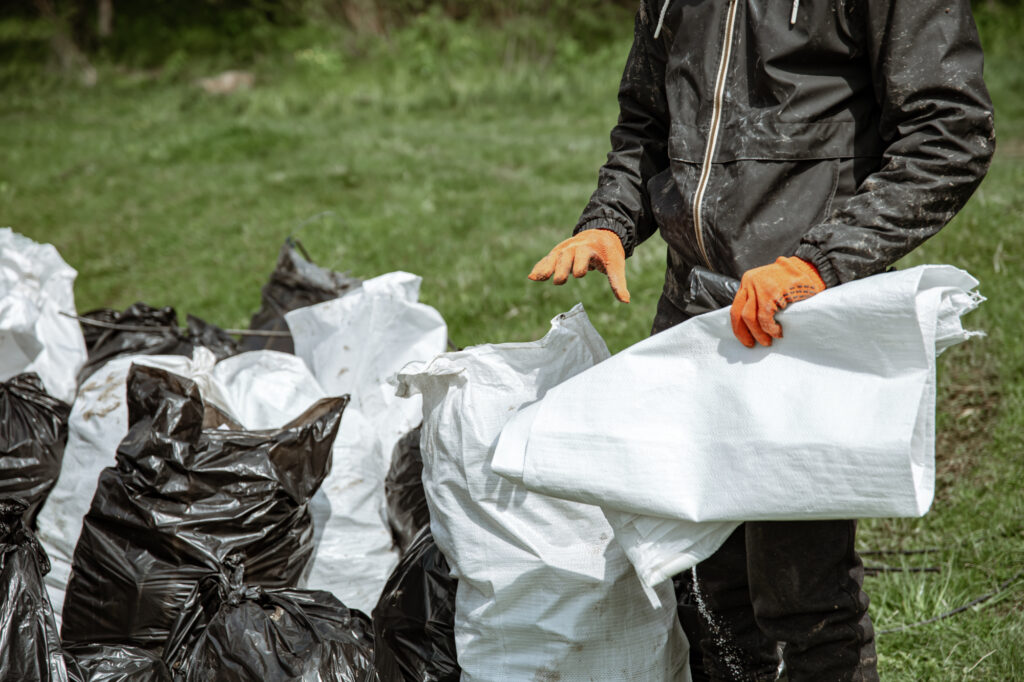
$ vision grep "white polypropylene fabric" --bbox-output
[207,350,329,429]
[492,266,983,587]
[396,305,689,682]
[37,348,329,624]
[288,271,449,613]
[0,228,87,403]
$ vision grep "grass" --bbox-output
[2,6,1023,679]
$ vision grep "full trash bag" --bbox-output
[60,364,347,652]
[242,238,361,354]
[76,303,194,384]
[287,272,447,614]
[396,305,688,681]
[37,348,331,628]
[40,353,212,626]
[0,373,70,528]
[185,314,239,362]
[163,556,376,682]
[372,527,459,682]
[0,228,87,404]
[0,499,68,682]
[63,644,172,682]
[384,427,430,556]
[75,304,240,385]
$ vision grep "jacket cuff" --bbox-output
[574,218,635,257]
[794,243,840,288]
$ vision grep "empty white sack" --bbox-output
[396,305,689,682]
[493,265,983,587]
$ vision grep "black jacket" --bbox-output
[575,0,994,308]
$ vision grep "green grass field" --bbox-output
[2,6,1022,679]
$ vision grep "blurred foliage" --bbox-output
[2,0,1021,82]
[1,0,635,71]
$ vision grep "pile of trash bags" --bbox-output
[1,226,984,681]
[1,229,458,681]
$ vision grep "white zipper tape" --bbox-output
[691,0,740,271]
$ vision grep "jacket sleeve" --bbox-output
[574,0,671,257]
[794,0,995,287]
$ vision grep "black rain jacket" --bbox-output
[575,0,994,310]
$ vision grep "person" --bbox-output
[528,1,994,680]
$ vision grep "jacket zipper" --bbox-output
[691,0,740,271]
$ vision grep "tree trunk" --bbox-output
[98,0,113,38]
[341,0,383,35]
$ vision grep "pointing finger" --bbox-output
[528,251,557,281]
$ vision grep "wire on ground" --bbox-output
[59,311,290,338]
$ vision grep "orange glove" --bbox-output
[528,229,630,303]
[730,256,825,348]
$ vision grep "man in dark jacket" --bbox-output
[529,1,994,680]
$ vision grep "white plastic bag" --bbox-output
[492,266,983,586]
[396,305,688,682]
[37,348,329,624]
[0,228,87,404]
[287,272,448,613]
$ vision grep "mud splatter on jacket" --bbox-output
[575,0,995,306]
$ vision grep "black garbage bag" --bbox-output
[164,555,376,682]
[0,373,71,529]
[384,426,430,556]
[76,304,194,384]
[64,644,171,682]
[185,315,239,362]
[61,365,348,652]
[0,499,68,682]
[242,238,361,354]
[78,307,122,351]
[372,527,459,682]
[681,267,740,317]
[77,305,242,385]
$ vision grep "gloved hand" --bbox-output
[528,229,630,303]
[730,256,825,348]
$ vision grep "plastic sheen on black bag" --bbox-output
[76,304,240,386]
[372,527,459,682]
[164,555,376,682]
[0,499,67,682]
[0,373,70,528]
[76,304,194,385]
[185,314,239,362]
[242,238,361,354]
[64,644,172,682]
[384,426,430,557]
[61,364,347,652]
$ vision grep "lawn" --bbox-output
[2,5,1022,679]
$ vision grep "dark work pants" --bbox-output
[653,293,879,682]
[693,521,878,682]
